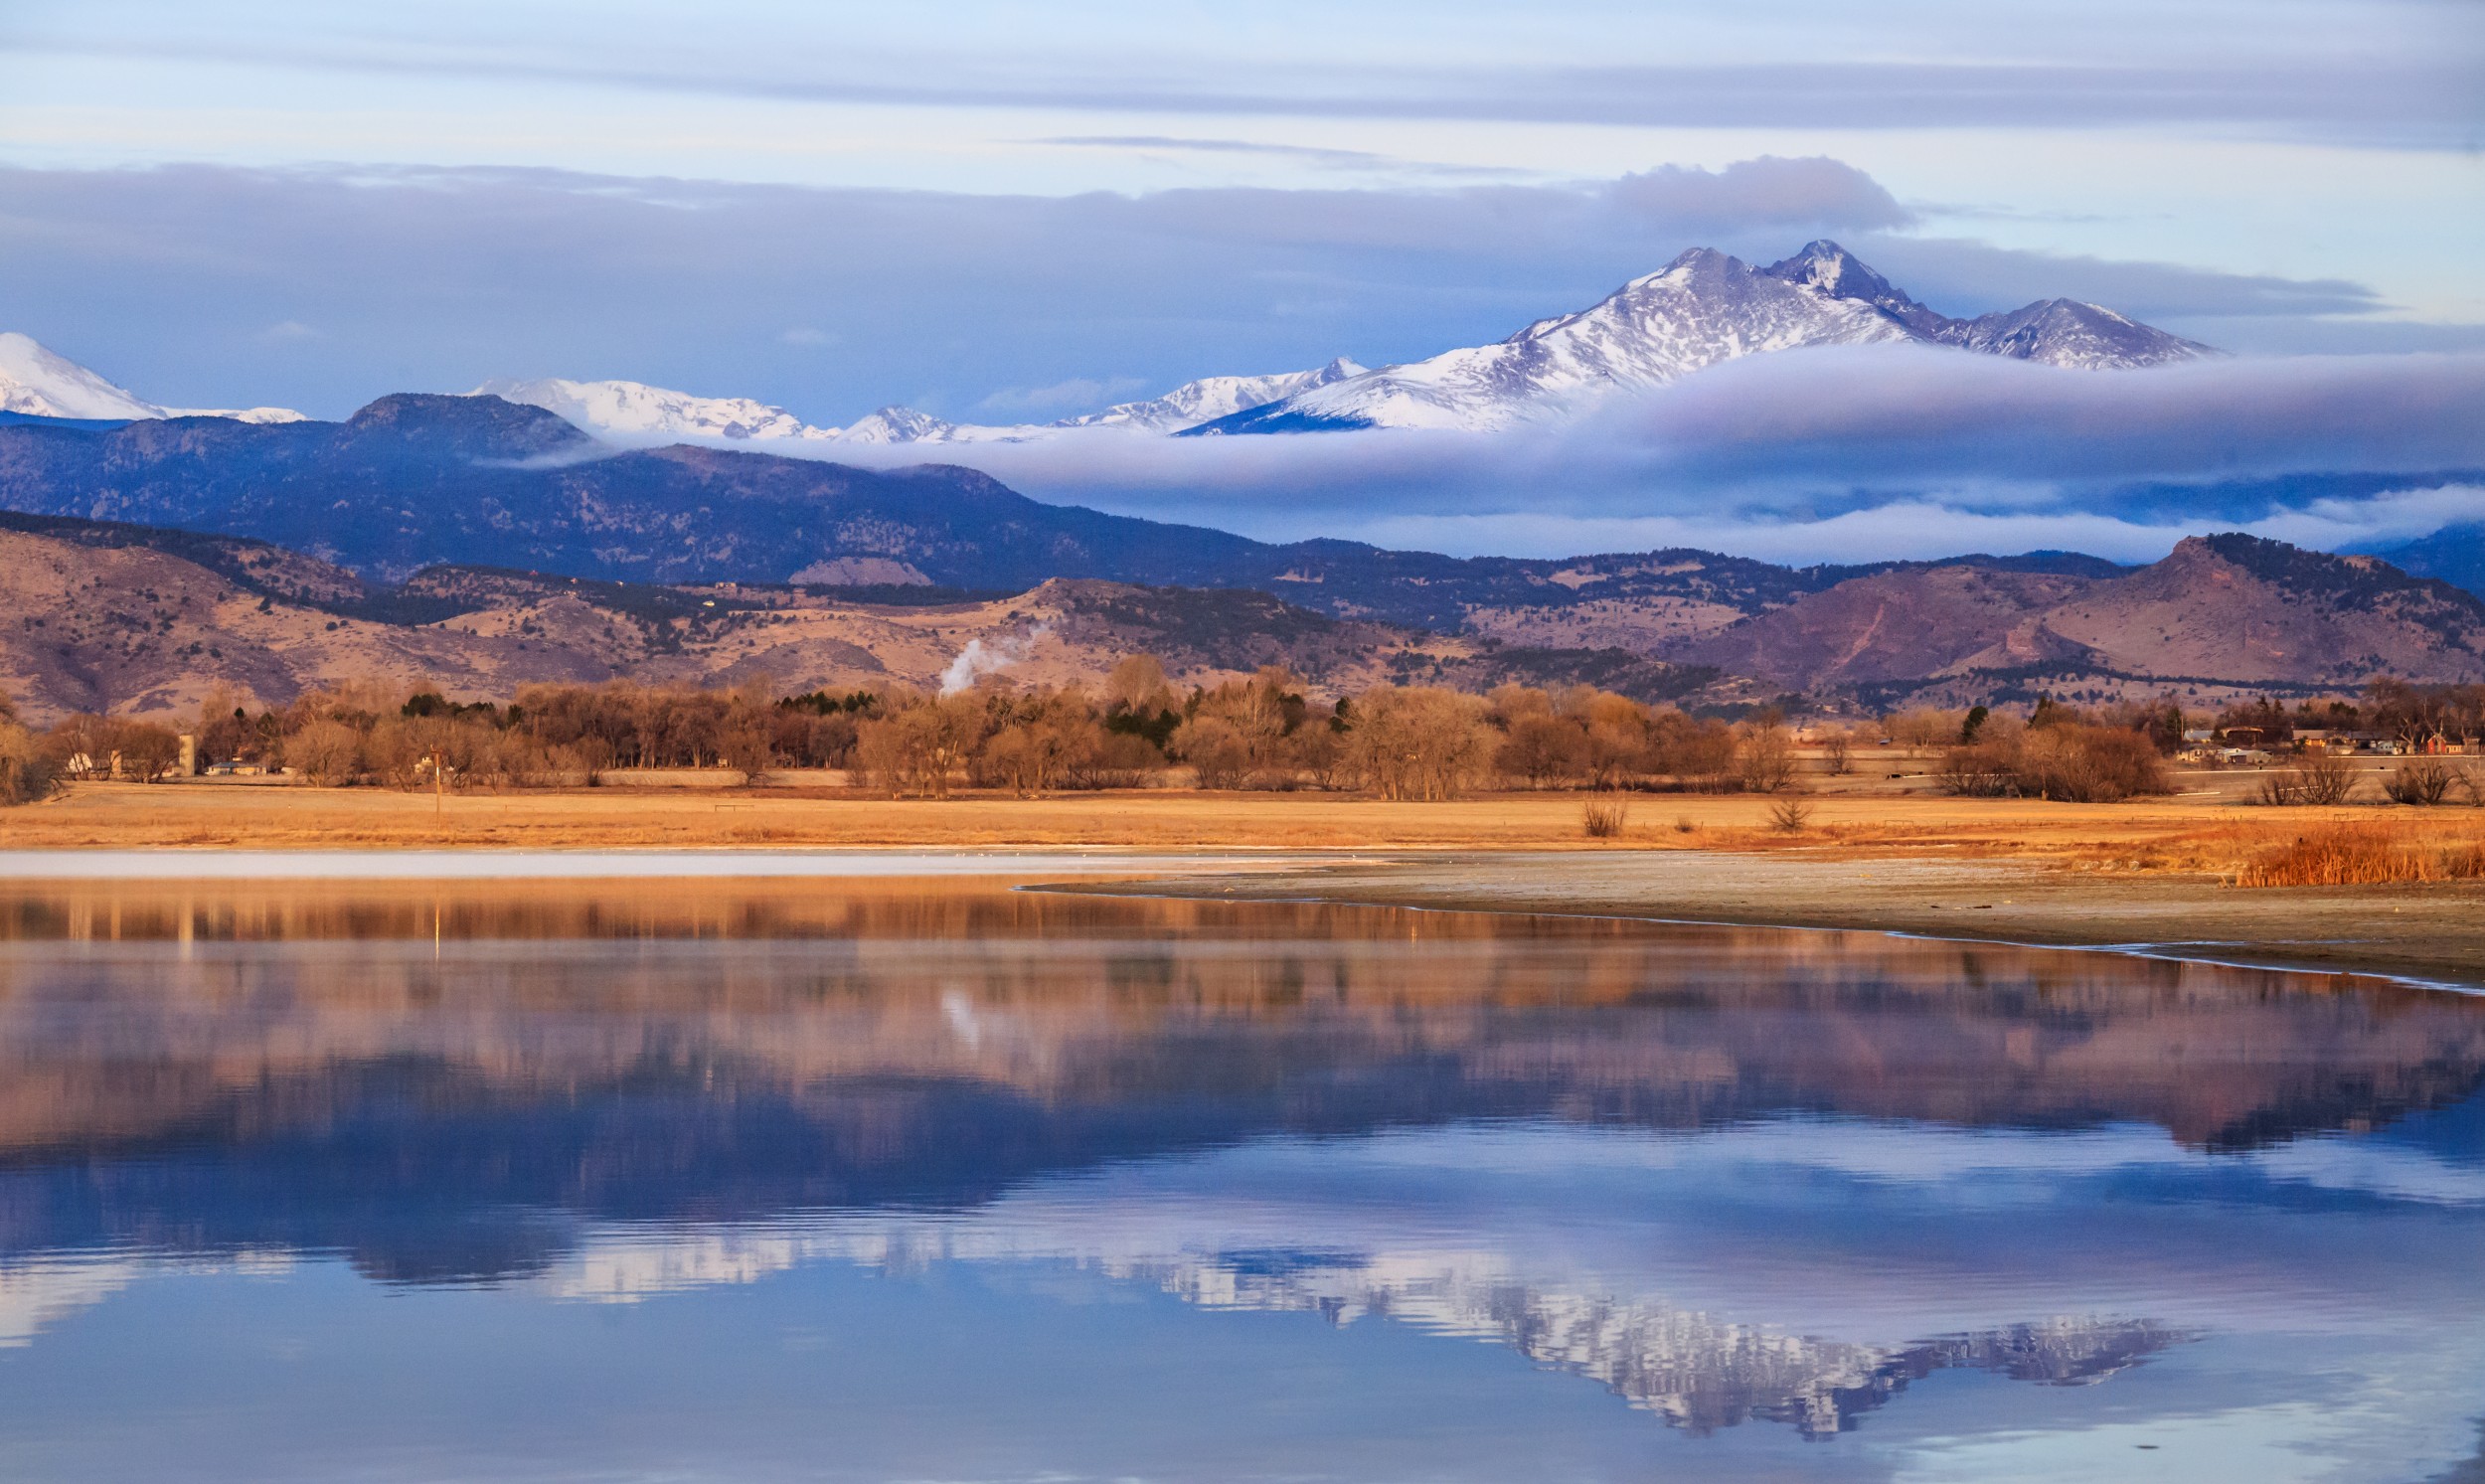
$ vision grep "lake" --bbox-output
[0,877,2479,1483]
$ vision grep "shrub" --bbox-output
[1169,715,1251,790]
[2255,753,2358,806]
[1937,725,2166,802]
[0,712,57,804]
[854,699,978,798]
[2383,759,2456,806]
[1767,797,1815,833]
[1497,715,1590,788]
[1063,730,1164,790]
[977,714,1096,797]
[1580,795,1629,838]
[1936,742,2018,797]
[281,719,365,785]
[2014,725,2168,802]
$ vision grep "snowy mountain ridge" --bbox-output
[476,361,1369,446]
[0,333,304,424]
[1188,242,2215,435]
[8,238,2212,446]
[1057,357,1369,433]
[472,378,838,442]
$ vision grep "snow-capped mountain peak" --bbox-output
[1761,241,1948,335]
[0,332,160,419]
[473,378,838,441]
[0,333,305,424]
[833,406,958,444]
[1188,241,2217,434]
[1190,247,1915,435]
[1763,241,2212,369]
[1934,298,2212,369]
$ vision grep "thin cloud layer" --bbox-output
[23,2,2478,147]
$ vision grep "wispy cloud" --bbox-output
[23,32,2478,147]
[1040,136,1531,179]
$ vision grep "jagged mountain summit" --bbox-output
[831,405,1042,444]
[1193,242,2216,434]
[1762,242,2212,371]
[1194,247,1917,434]
[0,332,305,424]
[473,377,839,442]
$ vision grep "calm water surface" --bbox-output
[0,879,2480,1483]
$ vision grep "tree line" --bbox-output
[3,665,2477,807]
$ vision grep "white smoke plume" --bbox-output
[938,626,1049,696]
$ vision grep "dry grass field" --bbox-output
[8,768,2482,869]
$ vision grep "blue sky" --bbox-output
[1,1,2480,559]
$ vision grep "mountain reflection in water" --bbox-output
[0,879,2480,1482]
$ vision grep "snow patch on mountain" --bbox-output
[475,378,839,441]
[1057,358,1369,434]
[833,359,1371,444]
[832,406,1047,444]
[0,333,305,423]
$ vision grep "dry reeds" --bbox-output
[2236,823,2485,888]
[1581,795,1630,838]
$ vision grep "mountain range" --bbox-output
[0,239,2209,451]
[0,504,1713,719]
[1,237,2471,718]
[0,391,2475,718]
[467,240,2211,444]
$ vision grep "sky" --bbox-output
[1,0,2480,561]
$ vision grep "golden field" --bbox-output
[6,767,2482,867]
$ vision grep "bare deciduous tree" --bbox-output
[1347,687,1493,802]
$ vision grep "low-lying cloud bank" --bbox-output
[781,345,2485,565]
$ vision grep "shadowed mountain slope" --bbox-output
[1674,535,2485,694]
[0,509,1714,720]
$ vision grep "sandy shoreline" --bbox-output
[1058,852,2485,991]
[0,782,2478,987]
